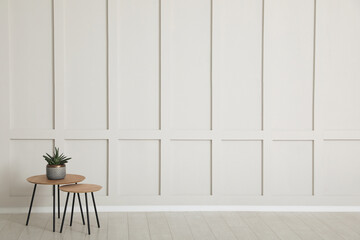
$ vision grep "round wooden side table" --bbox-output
[59,184,102,235]
[26,174,85,232]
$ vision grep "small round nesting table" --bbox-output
[26,174,85,232]
[59,184,102,235]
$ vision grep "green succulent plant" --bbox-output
[43,147,71,165]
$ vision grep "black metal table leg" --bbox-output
[60,192,70,233]
[91,192,100,228]
[53,185,55,232]
[77,193,85,225]
[57,185,60,218]
[85,193,90,235]
[70,193,75,226]
[26,184,37,225]
[74,182,85,225]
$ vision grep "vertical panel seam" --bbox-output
[6,0,12,198]
[210,0,213,195]
[210,140,213,195]
[261,0,265,196]
[107,139,110,196]
[158,0,162,196]
[312,0,317,196]
[159,0,162,131]
[106,0,110,196]
[261,0,265,131]
[312,140,315,196]
[312,0,316,131]
[159,140,161,195]
[52,0,55,130]
[8,0,12,130]
[261,140,264,196]
[106,0,110,131]
[210,0,213,131]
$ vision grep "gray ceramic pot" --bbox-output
[46,164,66,180]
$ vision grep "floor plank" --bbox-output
[258,212,301,240]
[40,212,83,240]
[18,213,49,240]
[0,214,28,240]
[202,212,237,240]
[165,212,194,240]
[108,212,128,240]
[276,212,323,240]
[296,212,344,240]
[221,212,258,240]
[312,212,360,240]
[239,212,280,240]
[127,213,151,240]
[0,214,11,234]
[331,212,360,236]
[147,212,173,240]
[85,212,108,240]
[184,212,215,240]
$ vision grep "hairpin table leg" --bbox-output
[91,192,100,228]
[53,185,55,232]
[26,184,37,225]
[60,192,70,233]
[77,193,85,225]
[57,185,60,218]
[85,193,90,235]
[70,193,75,226]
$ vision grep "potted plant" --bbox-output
[43,147,71,180]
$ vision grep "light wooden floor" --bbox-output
[1,212,360,240]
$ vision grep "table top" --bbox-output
[27,174,85,185]
[60,184,102,193]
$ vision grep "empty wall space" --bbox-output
[1,0,360,208]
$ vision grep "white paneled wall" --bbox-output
[1,0,360,208]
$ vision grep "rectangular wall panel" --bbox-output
[118,0,159,130]
[162,0,211,130]
[267,141,313,195]
[316,0,360,130]
[65,140,108,196]
[318,141,360,195]
[10,140,54,196]
[117,140,159,195]
[214,141,262,195]
[64,0,108,130]
[167,141,211,195]
[213,0,262,130]
[10,0,53,130]
[264,0,314,130]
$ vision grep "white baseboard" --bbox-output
[2,205,360,214]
